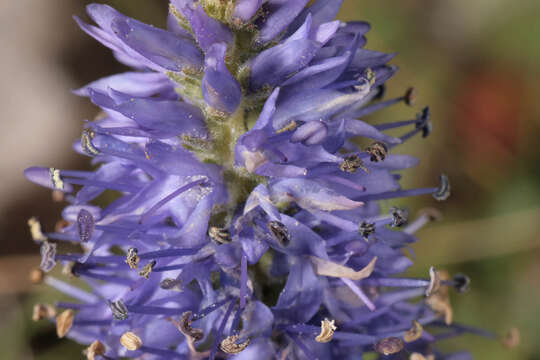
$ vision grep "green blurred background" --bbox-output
[1,0,539,358]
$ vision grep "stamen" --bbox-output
[416,107,431,138]
[351,87,417,118]
[403,208,442,234]
[84,340,106,360]
[374,337,404,356]
[29,268,45,284]
[125,247,140,269]
[138,260,157,279]
[341,278,376,311]
[267,221,290,246]
[190,297,233,321]
[49,168,64,190]
[452,273,470,293]
[425,266,441,296]
[174,311,204,342]
[433,174,451,201]
[107,299,129,320]
[403,320,423,342]
[315,318,337,343]
[209,227,231,244]
[220,335,251,354]
[404,87,417,106]
[365,141,388,162]
[240,253,248,308]
[210,299,236,360]
[45,276,99,303]
[501,327,520,348]
[81,129,100,156]
[120,331,142,351]
[40,241,57,272]
[339,154,369,174]
[56,309,74,338]
[358,221,375,240]
[32,303,57,321]
[276,120,297,134]
[28,217,48,242]
[390,206,409,227]
[139,179,207,224]
[160,278,182,290]
[77,209,95,243]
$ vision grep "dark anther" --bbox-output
[81,129,100,156]
[77,209,95,243]
[267,221,290,246]
[374,337,404,356]
[374,84,386,100]
[390,207,409,227]
[339,154,368,173]
[138,260,156,279]
[404,87,417,106]
[365,141,388,162]
[433,174,451,201]
[452,273,470,293]
[416,106,432,138]
[125,248,140,269]
[177,311,204,341]
[209,226,231,244]
[160,278,181,290]
[108,299,129,320]
[358,221,375,240]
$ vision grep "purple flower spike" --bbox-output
[25,2,489,359]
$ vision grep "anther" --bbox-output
[315,318,337,343]
[120,331,142,351]
[452,273,470,293]
[220,334,251,354]
[175,311,204,341]
[32,303,57,321]
[339,154,368,174]
[358,221,375,240]
[108,299,129,320]
[84,340,106,360]
[56,309,75,338]
[160,278,182,291]
[209,227,231,244]
[501,327,520,349]
[77,209,95,243]
[416,107,431,138]
[40,241,57,272]
[81,129,100,156]
[374,337,404,356]
[62,261,81,278]
[403,320,423,342]
[138,260,156,279]
[404,87,417,106]
[276,120,297,134]
[267,221,290,246]
[365,141,388,162]
[49,168,64,190]
[410,353,435,360]
[29,268,45,284]
[433,174,450,201]
[425,266,440,297]
[28,217,47,242]
[390,207,409,227]
[125,248,140,269]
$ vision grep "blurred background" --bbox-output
[1,0,539,358]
